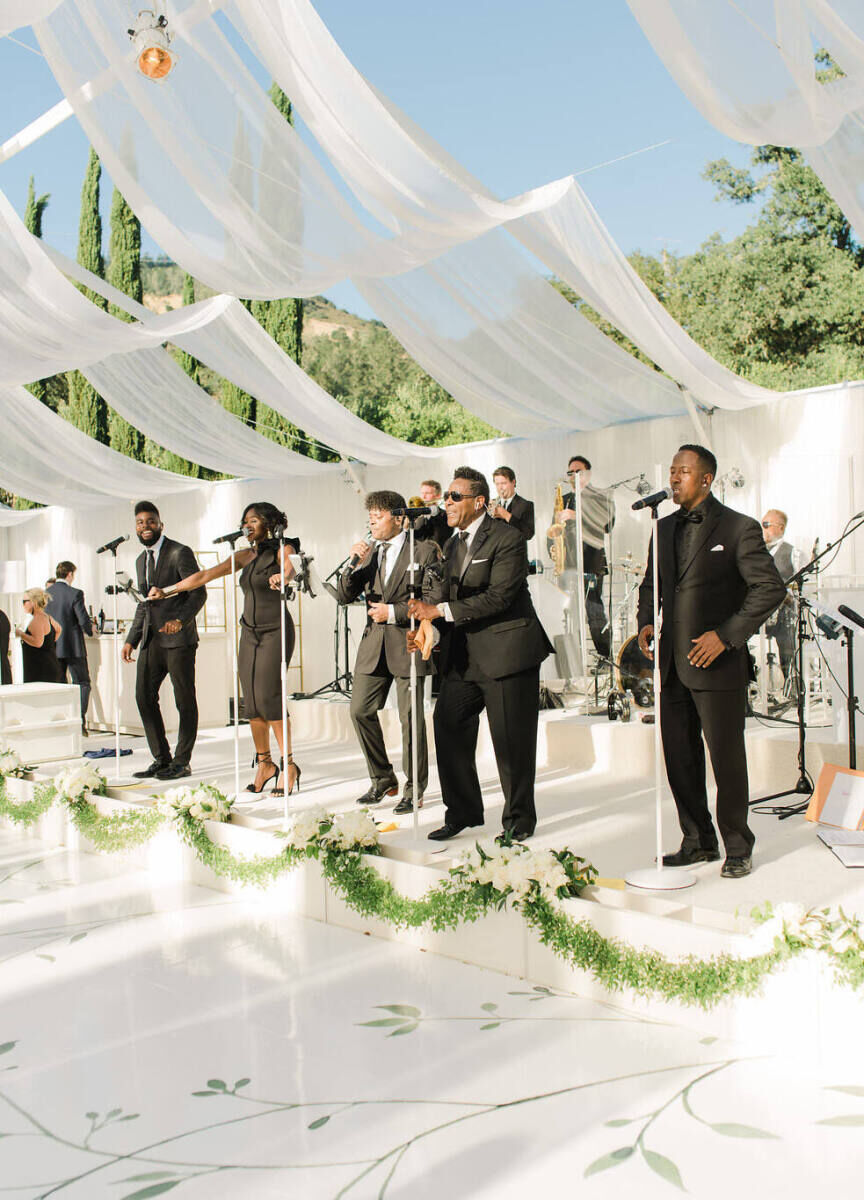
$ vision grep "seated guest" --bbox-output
[338,490,441,813]
[0,606,11,684]
[490,466,535,540]
[761,509,796,684]
[48,562,95,735]
[16,589,64,683]
[414,479,450,549]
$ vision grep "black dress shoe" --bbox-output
[155,763,192,781]
[662,845,720,867]
[428,821,481,841]
[721,855,752,878]
[504,828,533,842]
[356,779,398,806]
[133,761,169,779]
[394,795,423,815]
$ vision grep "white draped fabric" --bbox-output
[625,1,864,236]
[0,385,203,506]
[0,0,60,36]
[0,506,45,527]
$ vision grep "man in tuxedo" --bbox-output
[761,509,796,685]
[413,479,450,550]
[491,466,535,541]
[338,490,441,813]
[47,562,95,734]
[637,446,786,878]
[0,607,11,685]
[547,454,615,658]
[408,466,553,841]
[121,501,206,780]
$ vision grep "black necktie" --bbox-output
[453,530,470,576]
[146,549,156,589]
[378,543,390,587]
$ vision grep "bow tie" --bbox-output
[675,508,704,525]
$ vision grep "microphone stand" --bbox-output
[295,556,355,699]
[626,497,695,891]
[401,509,427,845]
[752,512,864,818]
[218,529,244,799]
[274,526,291,824]
[102,552,135,786]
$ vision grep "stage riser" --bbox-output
[4,783,861,1067]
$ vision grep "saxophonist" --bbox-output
[546,454,615,658]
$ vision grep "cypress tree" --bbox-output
[106,187,145,458]
[64,148,109,444]
[175,273,200,384]
[23,177,57,412]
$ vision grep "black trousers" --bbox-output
[660,661,754,858]
[350,670,428,798]
[585,579,611,659]
[58,654,91,720]
[434,665,540,836]
[135,642,198,767]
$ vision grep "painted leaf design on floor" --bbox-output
[584,1146,634,1176]
[642,1148,684,1189]
[710,1122,779,1139]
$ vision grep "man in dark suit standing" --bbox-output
[761,509,796,685]
[409,466,553,841]
[47,562,94,734]
[0,607,11,685]
[338,490,441,814]
[121,501,206,780]
[413,479,450,551]
[491,466,535,541]
[637,446,786,878]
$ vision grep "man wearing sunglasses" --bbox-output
[408,467,553,842]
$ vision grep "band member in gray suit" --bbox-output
[47,562,94,733]
[761,509,796,684]
[638,446,786,879]
[122,501,206,780]
[409,467,553,841]
[338,491,441,814]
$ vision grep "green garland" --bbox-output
[0,777,56,826]
[1,769,861,1010]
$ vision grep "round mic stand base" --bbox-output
[625,866,696,891]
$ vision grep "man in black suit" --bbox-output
[338,490,441,814]
[0,607,11,685]
[547,454,615,658]
[761,509,796,685]
[121,501,206,780]
[409,466,553,841]
[491,466,535,541]
[47,562,94,733]
[413,479,450,550]
[637,446,786,878]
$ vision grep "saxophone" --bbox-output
[548,482,567,577]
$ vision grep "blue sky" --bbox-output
[0,1,759,317]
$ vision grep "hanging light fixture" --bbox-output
[128,6,176,80]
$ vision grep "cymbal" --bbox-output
[613,559,645,573]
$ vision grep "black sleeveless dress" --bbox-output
[238,540,298,721]
[21,621,64,684]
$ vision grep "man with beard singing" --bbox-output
[122,501,206,780]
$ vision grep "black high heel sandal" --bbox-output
[273,755,301,797]
[246,752,278,794]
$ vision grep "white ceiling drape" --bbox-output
[0,0,60,37]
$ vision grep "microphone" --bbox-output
[213,528,243,545]
[838,604,864,632]
[391,506,432,517]
[96,534,129,555]
[632,487,672,512]
[349,532,374,570]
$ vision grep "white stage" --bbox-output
[6,699,863,1060]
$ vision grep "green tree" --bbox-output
[106,186,145,458]
[24,175,49,238]
[63,148,109,444]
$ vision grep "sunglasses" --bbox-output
[761,521,779,528]
[442,490,478,502]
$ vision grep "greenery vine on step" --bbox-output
[0,777,56,826]
[64,797,165,853]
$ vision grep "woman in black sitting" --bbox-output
[150,503,300,795]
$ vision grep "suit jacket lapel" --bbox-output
[677,506,723,580]
[459,515,492,580]
[383,540,410,602]
[155,539,173,587]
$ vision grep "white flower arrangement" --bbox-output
[159,783,234,825]
[282,805,328,850]
[452,839,585,902]
[749,900,864,961]
[53,763,107,803]
[0,748,31,779]
[317,808,380,852]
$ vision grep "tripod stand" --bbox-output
[295,556,354,699]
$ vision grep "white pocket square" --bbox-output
[710,544,724,552]
[469,558,489,564]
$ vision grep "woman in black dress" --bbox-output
[16,588,64,683]
[150,503,300,795]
